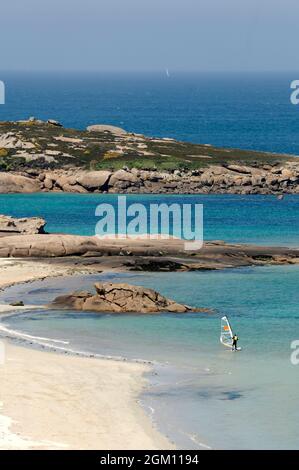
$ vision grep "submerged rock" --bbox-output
[50,282,204,314]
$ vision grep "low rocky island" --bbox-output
[50,282,204,314]
[0,118,298,194]
[0,215,298,272]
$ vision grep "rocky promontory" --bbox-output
[50,282,204,314]
[0,119,299,194]
[0,230,298,273]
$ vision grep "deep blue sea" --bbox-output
[1,71,299,155]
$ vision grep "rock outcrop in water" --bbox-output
[50,282,204,314]
[0,215,46,236]
[0,233,299,274]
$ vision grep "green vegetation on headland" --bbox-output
[0,118,298,195]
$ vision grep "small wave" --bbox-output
[0,400,68,450]
[0,324,70,345]
[0,322,155,365]
[182,431,212,450]
[148,405,155,415]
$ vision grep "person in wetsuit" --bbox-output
[232,334,239,351]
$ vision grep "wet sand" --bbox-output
[0,259,174,450]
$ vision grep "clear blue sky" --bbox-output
[0,0,297,72]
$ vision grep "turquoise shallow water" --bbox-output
[0,193,299,246]
[1,266,299,449]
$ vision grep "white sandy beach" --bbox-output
[0,259,174,450]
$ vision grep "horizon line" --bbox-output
[1,69,299,75]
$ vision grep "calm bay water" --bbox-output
[0,193,299,246]
[1,266,299,449]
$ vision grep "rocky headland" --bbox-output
[0,118,299,194]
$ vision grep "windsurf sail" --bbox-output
[220,316,233,348]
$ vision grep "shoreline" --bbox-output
[0,342,174,450]
[1,236,299,271]
[0,309,155,366]
[1,245,299,450]
[3,263,297,450]
[0,260,175,450]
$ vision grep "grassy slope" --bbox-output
[0,121,297,172]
